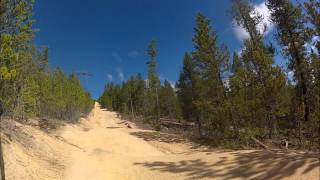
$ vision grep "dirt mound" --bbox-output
[1,118,73,180]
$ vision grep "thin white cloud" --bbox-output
[233,22,250,40]
[116,68,124,81]
[119,72,124,80]
[107,74,113,81]
[128,50,139,58]
[112,51,123,63]
[233,1,274,41]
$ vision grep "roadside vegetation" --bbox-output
[99,0,319,151]
[0,1,94,178]
[0,0,94,122]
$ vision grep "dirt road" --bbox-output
[59,103,319,180]
[3,103,320,180]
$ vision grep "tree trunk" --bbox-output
[0,135,5,180]
[155,87,161,125]
[130,94,135,119]
[0,104,6,180]
[0,132,5,180]
[197,118,202,138]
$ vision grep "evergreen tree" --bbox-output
[159,80,179,119]
[304,0,319,52]
[228,52,250,138]
[177,53,197,122]
[126,74,146,118]
[304,0,320,148]
[134,73,146,116]
[0,0,35,116]
[267,0,314,144]
[146,40,161,129]
[21,73,40,117]
[191,13,229,138]
[231,0,288,138]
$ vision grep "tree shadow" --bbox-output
[130,131,187,144]
[106,126,122,129]
[134,159,218,179]
[134,150,320,180]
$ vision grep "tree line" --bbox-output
[99,40,181,130]
[0,0,94,121]
[99,0,319,150]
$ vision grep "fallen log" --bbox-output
[251,136,270,150]
[160,119,195,129]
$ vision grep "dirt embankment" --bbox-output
[1,103,319,180]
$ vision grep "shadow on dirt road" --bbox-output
[134,150,319,180]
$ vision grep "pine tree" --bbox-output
[304,0,319,52]
[146,40,161,129]
[126,74,146,118]
[134,73,146,116]
[177,53,197,122]
[231,0,288,138]
[99,83,115,110]
[228,52,250,138]
[267,0,314,144]
[159,80,179,119]
[304,0,320,148]
[0,0,35,116]
[191,13,229,138]
[21,73,40,117]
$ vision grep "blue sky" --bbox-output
[33,0,269,99]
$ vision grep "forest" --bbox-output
[99,0,320,150]
[0,0,94,121]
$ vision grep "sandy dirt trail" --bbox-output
[3,103,318,180]
[55,103,319,180]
